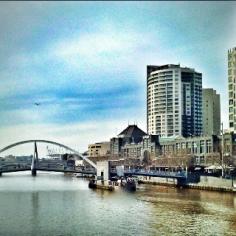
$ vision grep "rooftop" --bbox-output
[118,125,147,138]
[147,64,197,77]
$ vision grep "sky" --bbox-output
[0,1,236,155]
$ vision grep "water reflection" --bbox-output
[136,185,236,236]
[30,192,39,235]
[0,173,236,236]
[31,192,39,217]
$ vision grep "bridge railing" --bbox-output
[0,164,96,174]
[110,168,187,178]
[0,164,31,172]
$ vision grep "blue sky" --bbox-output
[0,2,236,153]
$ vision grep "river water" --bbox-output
[0,172,236,236]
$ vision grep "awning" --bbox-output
[205,165,222,170]
[194,167,202,170]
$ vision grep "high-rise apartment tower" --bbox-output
[228,47,236,131]
[147,64,202,137]
[202,88,221,135]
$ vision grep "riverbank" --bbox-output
[138,176,236,193]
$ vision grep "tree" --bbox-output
[142,150,152,166]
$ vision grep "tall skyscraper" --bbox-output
[228,47,236,131]
[147,64,202,137]
[202,88,221,135]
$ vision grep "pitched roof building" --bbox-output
[110,124,159,159]
[118,124,147,143]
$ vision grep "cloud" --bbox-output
[0,119,146,155]
[0,22,151,131]
[0,26,154,99]
[0,1,236,149]
[0,83,145,129]
[50,29,155,76]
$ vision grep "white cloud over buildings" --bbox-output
[0,2,236,153]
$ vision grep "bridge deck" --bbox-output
[1,168,31,173]
[1,167,186,179]
[37,168,95,175]
[113,170,187,179]
[1,168,95,175]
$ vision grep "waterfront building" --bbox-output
[109,126,234,168]
[110,124,160,159]
[15,155,33,165]
[121,135,160,159]
[88,142,110,157]
[3,155,16,162]
[147,64,202,137]
[202,88,221,135]
[228,47,236,131]
[110,124,147,156]
[158,135,220,167]
[221,132,236,163]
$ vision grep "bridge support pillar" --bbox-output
[31,169,36,176]
[96,161,110,184]
[31,142,38,177]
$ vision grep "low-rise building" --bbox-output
[158,135,220,166]
[88,142,110,157]
[108,125,236,168]
[221,132,236,167]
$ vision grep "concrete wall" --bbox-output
[190,176,234,188]
[138,176,178,185]
[139,176,236,188]
[138,175,234,189]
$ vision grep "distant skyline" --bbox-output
[0,2,236,153]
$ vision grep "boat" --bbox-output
[88,179,114,191]
[88,179,97,189]
[121,177,136,192]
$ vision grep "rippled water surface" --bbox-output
[0,172,236,236]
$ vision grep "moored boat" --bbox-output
[121,177,136,192]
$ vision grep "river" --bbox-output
[0,172,236,236]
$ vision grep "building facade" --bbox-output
[202,88,221,135]
[88,142,110,157]
[110,125,160,159]
[159,135,220,166]
[228,47,236,131]
[109,127,235,168]
[147,64,202,138]
[221,132,236,162]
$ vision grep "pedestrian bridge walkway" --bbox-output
[0,163,96,176]
[122,169,187,179]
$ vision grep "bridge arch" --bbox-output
[0,140,97,169]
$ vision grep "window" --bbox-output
[200,141,205,154]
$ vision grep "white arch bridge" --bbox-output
[0,140,191,187]
[0,139,97,176]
